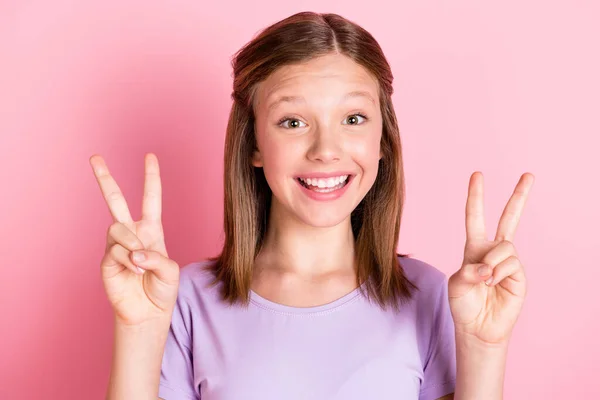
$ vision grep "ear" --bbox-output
[251,149,263,167]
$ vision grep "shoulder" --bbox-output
[395,255,450,321]
[397,256,456,371]
[179,259,217,285]
[397,255,449,291]
[175,259,222,306]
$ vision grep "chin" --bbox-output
[296,208,353,229]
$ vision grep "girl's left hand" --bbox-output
[448,172,535,346]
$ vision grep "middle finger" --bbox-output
[494,173,534,242]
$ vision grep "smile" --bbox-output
[295,174,355,201]
[297,175,349,191]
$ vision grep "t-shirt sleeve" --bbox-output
[419,276,457,400]
[158,291,199,400]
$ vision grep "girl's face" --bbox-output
[252,53,383,228]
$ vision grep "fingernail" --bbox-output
[478,265,490,276]
[132,251,145,262]
[136,266,145,274]
[485,276,494,285]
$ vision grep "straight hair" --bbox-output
[207,11,418,311]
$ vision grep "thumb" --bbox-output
[130,250,179,285]
[449,263,494,295]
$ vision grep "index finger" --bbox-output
[89,155,134,224]
[141,153,162,222]
[465,171,487,243]
[495,173,534,242]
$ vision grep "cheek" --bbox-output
[345,133,382,166]
[258,138,304,188]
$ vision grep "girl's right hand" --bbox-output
[90,153,180,327]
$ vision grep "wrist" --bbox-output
[109,314,172,399]
[114,314,173,332]
[455,330,511,352]
[454,330,509,400]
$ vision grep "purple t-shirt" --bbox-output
[159,256,456,400]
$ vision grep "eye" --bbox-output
[342,113,368,126]
[277,117,307,129]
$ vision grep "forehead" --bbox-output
[254,54,379,109]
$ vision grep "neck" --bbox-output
[255,200,356,279]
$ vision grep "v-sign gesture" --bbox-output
[90,153,180,326]
[448,172,535,346]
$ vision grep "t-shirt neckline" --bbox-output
[249,282,366,316]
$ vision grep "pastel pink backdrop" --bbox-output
[1,1,598,399]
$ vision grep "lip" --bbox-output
[295,174,355,202]
[295,171,355,179]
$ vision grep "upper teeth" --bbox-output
[299,175,349,188]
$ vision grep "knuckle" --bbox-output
[105,191,122,203]
[107,222,142,249]
[107,221,122,237]
[501,239,514,249]
[108,243,123,256]
[462,270,473,281]
[103,244,127,266]
[481,254,493,266]
[143,191,160,201]
[507,255,521,266]
[128,237,144,250]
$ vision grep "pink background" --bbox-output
[1,1,599,398]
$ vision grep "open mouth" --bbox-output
[296,175,353,193]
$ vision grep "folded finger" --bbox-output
[103,243,145,275]
[448,262,490,298]
[487,255,524,288]
[481,240,518,267]
[129,250,179,283]
[105,222,145,252]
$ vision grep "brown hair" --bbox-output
[207,11,418,311]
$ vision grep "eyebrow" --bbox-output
[266,90,376,112]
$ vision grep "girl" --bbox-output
[91,11,534,400]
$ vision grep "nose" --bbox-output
[306,126,342,163]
